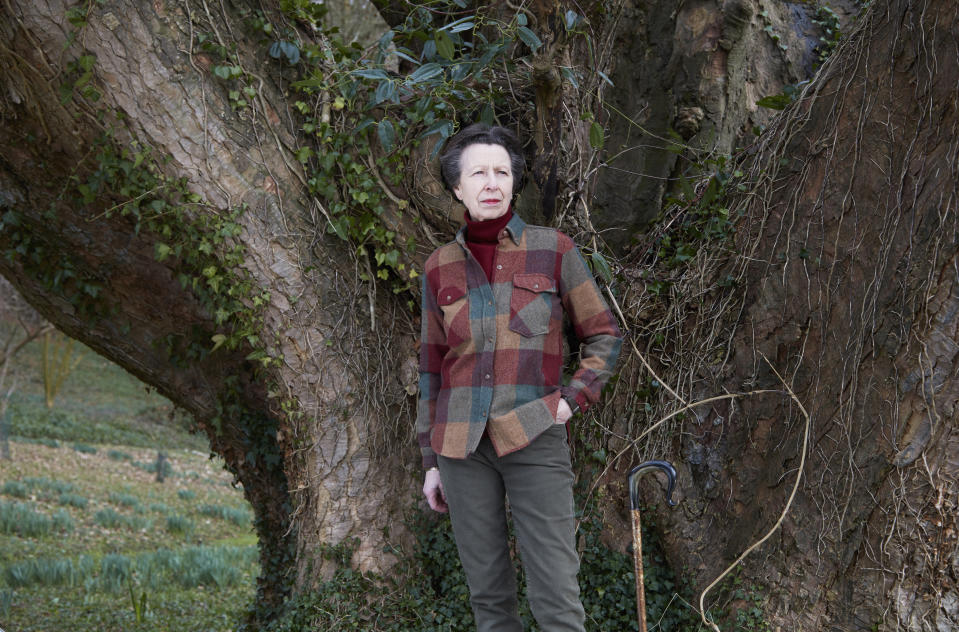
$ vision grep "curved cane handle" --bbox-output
[628,460,678,510]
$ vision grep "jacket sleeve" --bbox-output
[557,239,623,413]
[416,271,447,469]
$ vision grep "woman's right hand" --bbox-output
[423,468,448,513]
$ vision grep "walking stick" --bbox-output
[628,460,678,632]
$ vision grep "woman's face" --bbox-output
[453,143,514,221]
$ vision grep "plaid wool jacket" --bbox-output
[416,213,623,469]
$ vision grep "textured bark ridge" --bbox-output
[647,2,959,629]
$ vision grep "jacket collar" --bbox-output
[456,212,525,248]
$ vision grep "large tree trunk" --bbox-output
[1,0,954,629]
[0,0,417,616]
[627,1,958,629]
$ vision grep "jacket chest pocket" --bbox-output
[438,286,470,347]
[509,273,557,337]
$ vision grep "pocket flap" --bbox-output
[437,286,467,306]
[513,273,556,293]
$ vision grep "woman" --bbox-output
[417,123,622,631]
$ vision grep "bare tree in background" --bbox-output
[0,277,50,458]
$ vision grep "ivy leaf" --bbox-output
[560,67,579,89]
[355,118,376,134]
[448,20,474,34]
[479,104,495,126]
[154,242,172,261]
[408,62,443,84]
[211,334,228,352]
[435,30,455,60]
[295,146,314,162]
[279,41,300,64]
[373,80,396,105]
[352,68,391,81]
[517,26,542,52]
[590,252,614,284]
[246,349,268,363]
[422,119,454,139]
[378,119,396,152]
[756,94,792,110]
[589,121,605,149]
[393,50,419,65]
[212,65,232,80]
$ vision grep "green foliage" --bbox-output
[756,81,808,111]
[165,514,196,536]
[1,480,29,498]
[578,502,702,631]
[813,5,842,67]
[108,491,142,510]
[107,449,132,461]
[2,545,257,606]
[725,574,771,631]
[128,577,149,623]
[6,361,204,449]
[94,507,123,528]
[198,503,252,527]
[93,507,152,532]
[650,156,743,277]
[0,588,11,619]
[177,489,197,501]
[23,476,76,496]
[40,132,272,365]
[269,514,488,631]
[0,501,64,537]
[149,502,173,515]
[168,545,252,589]
[59,53,101,104]
[132,458,176,478]
[4,555,95,588]
[269,496,701,632]
[58,492,89,509]
[275,0,547,293]
[99,553,133,593]
[71,442,97,454]
[758,10,789,51]
[15,436,60,449]
[0,365,256,631]
[51,508,75,533]
[578,514,640,629]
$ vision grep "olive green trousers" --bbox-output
[438,424,585,632]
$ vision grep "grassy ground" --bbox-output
[0,332,257,631]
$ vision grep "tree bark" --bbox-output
[0,0,417,616]
[631,1,958,629]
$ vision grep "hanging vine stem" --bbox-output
[603,283,688,407]
[586,271,812,629]
[696,355,811,630]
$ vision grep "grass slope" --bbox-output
[0,334,256,631]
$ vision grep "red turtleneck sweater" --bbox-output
[464,208,513,282]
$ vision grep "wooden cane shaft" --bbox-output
[632,508,647,632]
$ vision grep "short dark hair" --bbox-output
[439,123,526,196]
